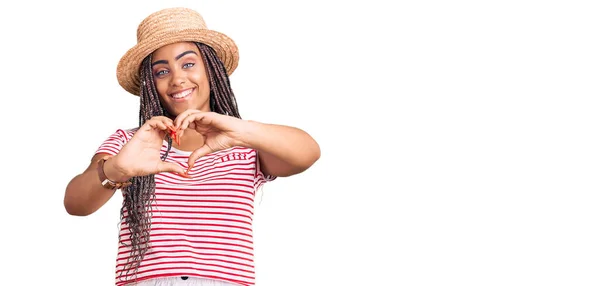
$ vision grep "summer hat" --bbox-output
[116,7,239,96]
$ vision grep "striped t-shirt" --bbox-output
[95,128,275,286]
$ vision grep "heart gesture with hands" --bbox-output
[173,109,248,169]
[108,111,248,180]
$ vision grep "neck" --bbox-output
[175,129,205,152]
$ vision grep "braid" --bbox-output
[117,55,172,282]
[196,43,241,119]
[117,42,241,282]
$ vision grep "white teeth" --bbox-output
[171,89,192,99]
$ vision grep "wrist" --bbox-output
[236,120,263,149]
[103,156,132,182]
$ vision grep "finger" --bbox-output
[188,145,213,169]
[179,115,192,131]
[146,120,169,132]
[148,116,174,129]
[174,110,201,129]
[166,124,179,143]
[167,128,183,146]
[158,116,177,131]
[145,118,178,140]
[157,161,188,176]
[181,112,206,131]
[148,116,175,129]
[169,130,179,145]
[176,128,184,145]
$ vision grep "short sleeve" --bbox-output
[94,129,131,157]
[254,150,276,190]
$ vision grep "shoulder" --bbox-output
[96,127,139,156]
[109,127,139,142]
[98,127,139,146]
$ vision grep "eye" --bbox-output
[154,69,169,77]
[183,63,195,69]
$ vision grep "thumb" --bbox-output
[157,161,188,176]
[188,145,213,169]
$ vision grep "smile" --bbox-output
[170,88,194,100]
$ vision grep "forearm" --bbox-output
[63,155,126,216]
[239,121,321,176]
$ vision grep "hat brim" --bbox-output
[116,29,239,96]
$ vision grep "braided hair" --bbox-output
[118,42,241,282]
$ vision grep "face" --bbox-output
[151,42,211,116]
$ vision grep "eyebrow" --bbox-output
[151,50,198,67]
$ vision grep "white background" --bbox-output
[0,0,598,285]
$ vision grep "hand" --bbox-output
[174,110,248,168]
[108,116,189,180]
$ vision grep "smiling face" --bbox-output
[151,42,211,116]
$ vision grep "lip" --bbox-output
[169,87,195,102]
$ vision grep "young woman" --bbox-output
[63,7,320,286]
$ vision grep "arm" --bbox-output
[64,117,186,216]
[174,111,320,177]
[63,154,131,216]
[240,121,321,177]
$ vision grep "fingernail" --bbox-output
[171,171,191,178]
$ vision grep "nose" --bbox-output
[169,68,186,86]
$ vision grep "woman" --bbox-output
[63,7,320,286]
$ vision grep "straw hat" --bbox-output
[116,7,239,96]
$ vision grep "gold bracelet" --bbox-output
[97,157,132,190]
